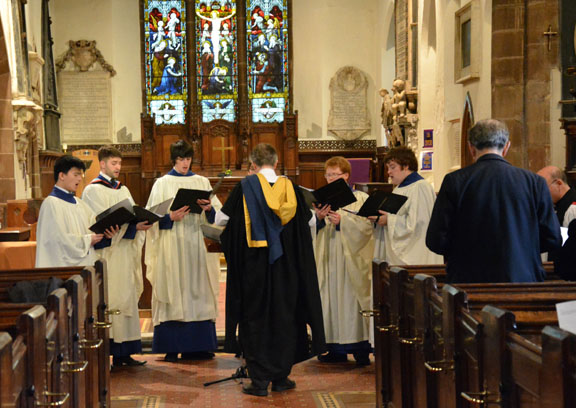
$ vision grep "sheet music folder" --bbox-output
[355,190,408,217]
[312,178,357,211]
[90,198,166,234]
[201,224,224,242]
[299,187,316,209]
[170,189,212,213]
[90,199,136,234]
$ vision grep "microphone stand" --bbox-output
[203,364,248,387]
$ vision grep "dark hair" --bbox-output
[325,156,351,174]
[468,119,509,150]
[384,146,418,172]
[170,140,194,164]
[98,146,122,161]
[250,143,278,166]
[54,155,86,182]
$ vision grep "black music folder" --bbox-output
[355,190,408,217]
[89,199,136,234]
[299,186,317,209]
[89,199,168,233]
[169,189,212,213]
[312,178,357,211]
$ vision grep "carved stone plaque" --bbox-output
[327,66,371,140]
[58,71,112,143]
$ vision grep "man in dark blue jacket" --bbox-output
[426,119,562,283]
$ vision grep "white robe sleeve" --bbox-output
[381,180,443,265]
[35,197,96,267]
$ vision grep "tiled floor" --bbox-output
[129,269,375,407]
[110,353,375,407]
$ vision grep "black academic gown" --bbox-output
[555,219,576,280]
[221,180,326,382]
[426,154,562,283]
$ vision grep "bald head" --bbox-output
[537,165,570,203]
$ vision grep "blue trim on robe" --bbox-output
[109,339,142,357]
[205,207,216,224]
[94,238,111,250]
[49,187,76,204]
[168,168,194,177]
[325,340,372,355]
[242,175,284,264]
[122,222,137,240]
[398,172,424,188]
[159,214,174,230]
[316,218,326,231]
[152,320,217,353]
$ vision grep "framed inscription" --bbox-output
[58,71,113,144]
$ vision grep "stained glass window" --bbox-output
[247,0,288,123]
[196,1,238,122]
[144,0,188,125]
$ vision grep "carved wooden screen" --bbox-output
[140,0,297,179]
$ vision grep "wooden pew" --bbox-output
[0,305,70,407]
[481,306,576,407]
[404,274,576,408]
[366,262,451,408]
[0,262,110,408]
[368,260,560,408]
[0,282,81,408]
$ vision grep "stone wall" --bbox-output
[492,0,559,170]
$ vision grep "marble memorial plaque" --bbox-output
[327,66,371,140]
[59,71,112,143]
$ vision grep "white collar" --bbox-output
[54,185,74,194]
[258,167,279,183]
[99,172,112,182]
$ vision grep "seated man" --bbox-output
[36,155,116,267]
[537,166,576,227]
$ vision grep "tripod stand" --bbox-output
[203,365,248,387]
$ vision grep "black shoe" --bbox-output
[164,353,178,362]
[354,355,370,366]
[271,378,296,392]
[113,356,147,367]
[180,351,215,360]
[318,352,348,363]
[242,383,268,397]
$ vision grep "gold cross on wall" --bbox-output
[213,138,233,172]
[543,25,558,51]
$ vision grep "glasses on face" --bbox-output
[324,172,344,179]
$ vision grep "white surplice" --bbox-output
[373,179,443,265]
[82,182,145,343]
[314,190,374,344]
[145,173,222,326]
[35,193,98,268]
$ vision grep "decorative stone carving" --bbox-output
[28,51,45,105]
[327,66,371,141]
[379,78,418,148]
[12,101,42,172]
[56,40,116,76]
